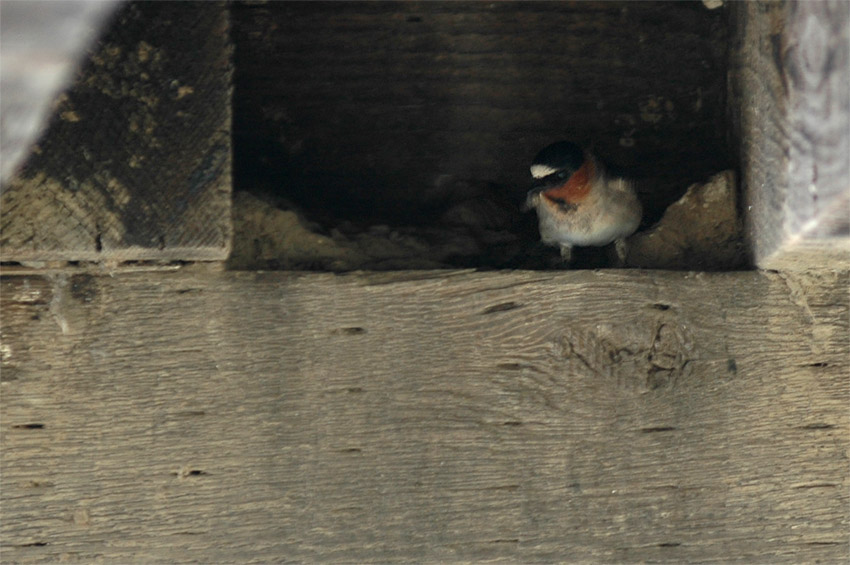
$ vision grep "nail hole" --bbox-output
[172,469,208,477]
[640,426,676,433]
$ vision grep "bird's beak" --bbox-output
[523,181,547,212]
[528,178,548,195]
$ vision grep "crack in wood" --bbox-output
[173,410,206,418]
[640,426,677,433]
[481,301,522,315]
[797,423,835,430]
[12,423,45,429]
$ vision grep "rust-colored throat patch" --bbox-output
[543,160,593,204]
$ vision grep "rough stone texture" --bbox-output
[228,191,357,271]
[230,170,749,272]
[626,170,745,270]
[228,189,525,271]
[1,1,232,263]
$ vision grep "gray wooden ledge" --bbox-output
[1,268,847,563]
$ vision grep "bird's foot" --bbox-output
[612,238,628,267]
[559,243,573,264]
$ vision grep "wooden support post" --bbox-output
[0,2,232,263]
[0,0,121,183]
[730,1,850,270]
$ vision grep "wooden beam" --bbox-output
[0,2,232,263]
[1,269,847,562]
[730,1,850,270]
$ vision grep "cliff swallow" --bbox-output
[524,141,642,264]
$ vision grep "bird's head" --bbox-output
[525,141,595,211]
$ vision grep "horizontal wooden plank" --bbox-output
[1,268,847,562]
[0,1,232,263]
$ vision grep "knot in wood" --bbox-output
[554,320,694,393]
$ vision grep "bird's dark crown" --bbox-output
[531,141,585,177]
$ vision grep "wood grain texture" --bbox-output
[730,1,850,270]
[0,0,121,184]
[0,2,232,263]
[232,1,730,228]
[1,269,848,563]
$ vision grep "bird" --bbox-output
[523,141,642,265]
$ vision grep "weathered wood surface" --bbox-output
[0,2,232,263]
[730,1,850,270]
[232,1,729,228]
[0,0,121,184]
[1,269,847,563]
